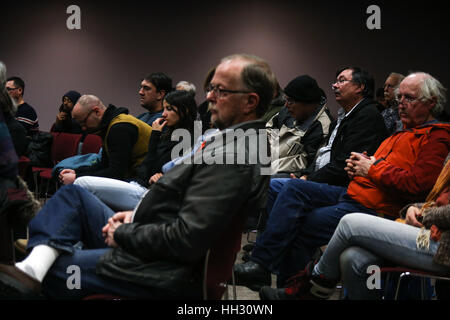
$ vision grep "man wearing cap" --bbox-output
[267,75,333,176]
[234,66,389,290]
[50,90,84,134]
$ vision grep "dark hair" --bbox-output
[163,90,197,132]
[143,72,173,94]
[336,67,374,99]
[203,67,216,92]
[6,76,25,95]
[0,88,16,118]
[376,87,384,99]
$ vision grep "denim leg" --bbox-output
[312,213,449,299]
[42,248,184,299]
[251,179,346,271]
[266,178,290,214]
[27,184,115,253]
[74,176,147,211]
[275,199,376,286]
[339,246,384,299]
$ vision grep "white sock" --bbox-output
[15,245,60,282]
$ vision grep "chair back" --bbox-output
[204,211,248,300]
[50,132,82,164]
[81,134,102,154]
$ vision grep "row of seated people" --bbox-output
[0,54,449,300]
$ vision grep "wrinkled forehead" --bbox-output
[399,75,422,94]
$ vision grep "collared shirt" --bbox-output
[314,99,362,170]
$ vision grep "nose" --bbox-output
[206,90,216,102]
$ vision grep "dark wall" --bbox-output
[1,0,448,131]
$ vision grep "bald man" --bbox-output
[59,95,152,184]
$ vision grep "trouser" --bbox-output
[74,176,147,211]
[314,213,449,299]
[27,185,181,299]
[250,178,377,287]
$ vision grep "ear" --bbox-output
[356,83,365,95]
[243,93,260,115]
[428,96,437,111]
[156,90,166,101]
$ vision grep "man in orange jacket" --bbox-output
[234,72,450,289]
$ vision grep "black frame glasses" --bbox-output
[206,84,251,98]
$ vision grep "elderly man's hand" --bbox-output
[344,152,376,178]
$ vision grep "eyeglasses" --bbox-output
[395,94,422,104]
[331,78,351,88]
[77,109,94,127]
[206,84,251,98]
[285,96,297,105]
[6,87,18,91]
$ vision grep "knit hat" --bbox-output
[284,75,324,103]
[63,90,81,104]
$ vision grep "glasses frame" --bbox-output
[206,84,252,98]
[395,94,423,104]
[6,87,19,91]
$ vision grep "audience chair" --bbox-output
[381,266,450,300]
[34,133,82,200]
[203,210,252,300]
[18,156,31,180]
[80,134,102,155]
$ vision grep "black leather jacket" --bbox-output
[96,120,270,296]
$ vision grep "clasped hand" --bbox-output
[102,211,134,248]
[344,151,376,179]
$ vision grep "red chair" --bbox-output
[33,133,82,200]
[18,156,31,179]
[203,211,250,300]
[80,134,102,155]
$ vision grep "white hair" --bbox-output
[415,72,447,117]
[0,61,6,86]
[176,81,196,94]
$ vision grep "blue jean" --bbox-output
[27,185,179,299]
[314,213,449,299]
[250,178,377,286]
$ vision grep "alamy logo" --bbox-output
[66,265,81,290]
[366,265,381,290]
[66,5,81,30]
[366,5,381,30]
[169,122,279,175]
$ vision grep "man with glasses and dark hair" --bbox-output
[234,66,391,290]
[0,54,271,299]
[137,72,173,125]
[5,76,39,136]
[58,94,152,185]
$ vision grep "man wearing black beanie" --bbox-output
[268,75,333,176]
[50,90,84,134]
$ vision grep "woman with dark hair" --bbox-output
[74,90,197,210]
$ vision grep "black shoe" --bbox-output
[241,251,251,262]
[0,264,43,300]
[233,261,271,292]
